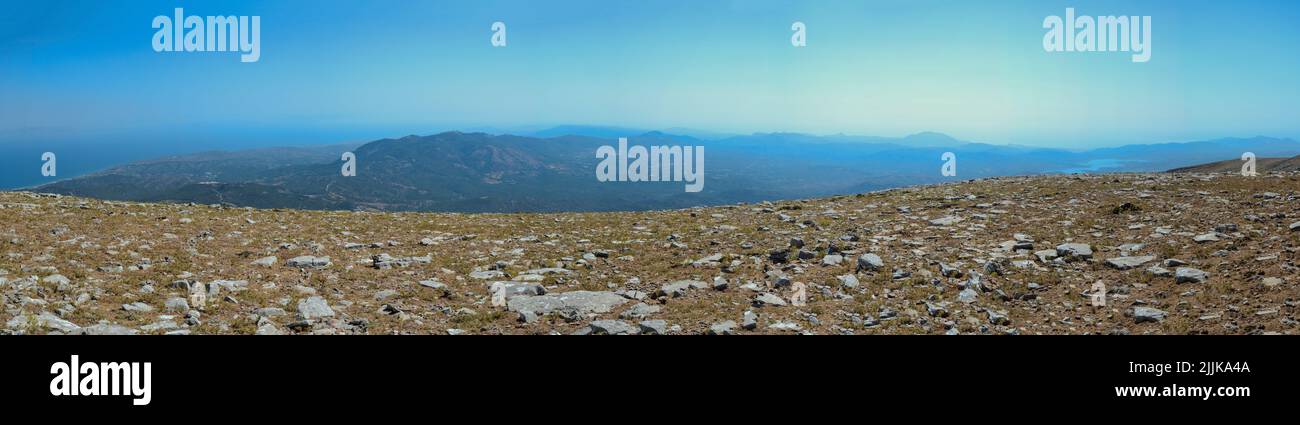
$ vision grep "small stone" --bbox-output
[256,321,284,335]
[1146,266,1172,277]
[656,280,706,298]
[958,288,979,304]
[639,320,668,335]
[78,324,137,335]
[940,263,963,278]
[741,311,758,330]
[768,249,790,263]
[1175,267,1209,284]
[251,256,278,267]
[1132,307,1167,323]
[588,320,638,335]
[164,297,189,312]
[122,302,153,313]
[418,279,447,290]
[286,256,331,269]
[769,322,802,332]
[753,293,787,307]
[1055,243,1093,260]
[708,320,737,335]
[619,303,661,320]
[987,310,1010,326]
[929,216,962,226]
[255,307,287,317]
[1104,256,1156,270]
[925,302,949,317]
[374,289,399,301]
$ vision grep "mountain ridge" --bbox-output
[26,131,1300,212]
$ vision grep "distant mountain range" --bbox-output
[26,129,1300,212]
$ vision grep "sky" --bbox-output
[1,0,1299,149]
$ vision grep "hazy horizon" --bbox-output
[4,0,1300,151]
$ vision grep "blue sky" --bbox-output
[1,0,1298,148]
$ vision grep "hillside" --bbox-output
[1169,154,1300,173]
[3,172,1298,335]
[30,132,1300,212]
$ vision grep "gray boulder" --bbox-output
[856,253,884,272]
[297,296,335,320]
[1175,267,1209,284]
[741,311,758,330]
[164,297,190,312]
[836,274,860,289]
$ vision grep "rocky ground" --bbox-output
[2,172,1299,335]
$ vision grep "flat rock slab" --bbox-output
[1055,243,1093,260]
[1104,255,1156,270]
[489,281,546,297]
[507,291,626,319]
[1133,307,1167,323]
[587,320,638,335]
[929,216,962,226]
[286,256,331,269]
